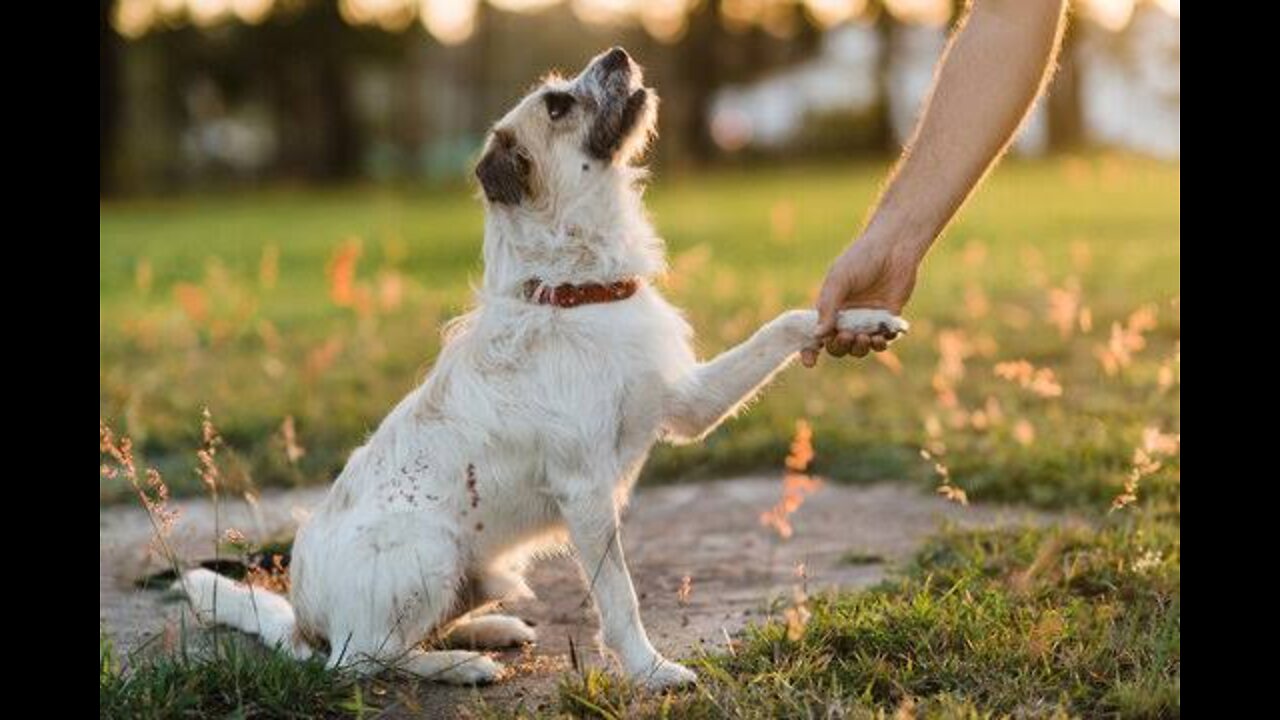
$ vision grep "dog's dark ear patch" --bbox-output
[476,130,530,205]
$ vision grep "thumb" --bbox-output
[814,278,843,339]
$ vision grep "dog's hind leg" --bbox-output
[400,649,504,685]
[327,644,502,684]
[441,615,537,649]
[432,552,541,648]
[321,516,472,675]
[454,565,537,611]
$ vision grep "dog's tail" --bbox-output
[171,568,313,660]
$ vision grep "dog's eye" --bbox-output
[544,92,575,121]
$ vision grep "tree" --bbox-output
[101,0,121,195]
[677,0,822,165]
[1046,18,1084,151]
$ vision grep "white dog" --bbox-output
[177,47,907,690]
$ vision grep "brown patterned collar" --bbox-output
[522,277,641,308]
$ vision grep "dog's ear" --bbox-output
[476,130,531,205]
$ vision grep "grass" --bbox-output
[100,155,1179,717]
[100,629,363,719]
[101,495,1180,718]
[554,497,1179,718]
[100,155,1179,508]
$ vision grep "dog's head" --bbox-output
[475,47,658,209]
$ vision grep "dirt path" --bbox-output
[100,476,1049,717]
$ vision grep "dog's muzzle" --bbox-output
[582,47,652,160]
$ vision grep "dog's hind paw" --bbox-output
[444,614,537,649]
[406,650,505,685]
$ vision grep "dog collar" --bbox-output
[523,277,641,308]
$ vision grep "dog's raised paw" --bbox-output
[834,308,909,339]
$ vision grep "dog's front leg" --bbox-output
[663,308,906,443]
[554,483,697,689]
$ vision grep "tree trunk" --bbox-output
[679,0,723,165]
[872,12,899,154]
[100,0,120,195]
[1047,20,1084,151]
[313,3,360,181]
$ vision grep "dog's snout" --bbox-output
[599,47,630,74]
[578,46,655,160]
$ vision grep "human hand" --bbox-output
[801,233,920,367]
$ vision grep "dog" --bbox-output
[176,47,907,690]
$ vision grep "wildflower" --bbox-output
[1142,426,1180,456]
[197,408,221,495]
[964,284,989,319]
[173,283,208,325]
[1131,549,1164,574]
[305,336,344,380]
[327,237,363,308]
[1095,305,1159,375]
[873,350,903,375]
[994,360,1063,398]
[1046,279,1082,338]
[984,396,1005,426]
[377,270,404,312]
[760,420,822,539]
[1157,342,1180,390]
[1069,239,1093,271]
[135,258,153,295]
[961,240,987,269]
[783,566,810,642]
[922,448,967,506]
[936,484,968,505]
[932,329,973,408]
[101,419,182,562]
[1020,246,1048,287]
[280,415,306,464]
[259,243,279,290]
[1013,420,1036,446]
[1111,447,1164,512]
[770,200,796,244]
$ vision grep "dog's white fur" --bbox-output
[176,48,907,689]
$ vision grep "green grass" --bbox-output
[100,155,1179,508]
[101,493,1180,719]
[100,629,362,719]
[100,156,1178,717]
[554,497,1180,718]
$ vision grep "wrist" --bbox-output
[857,220,930,267]
[860,188,941,262]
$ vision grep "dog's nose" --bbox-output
[599,47,631,74]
